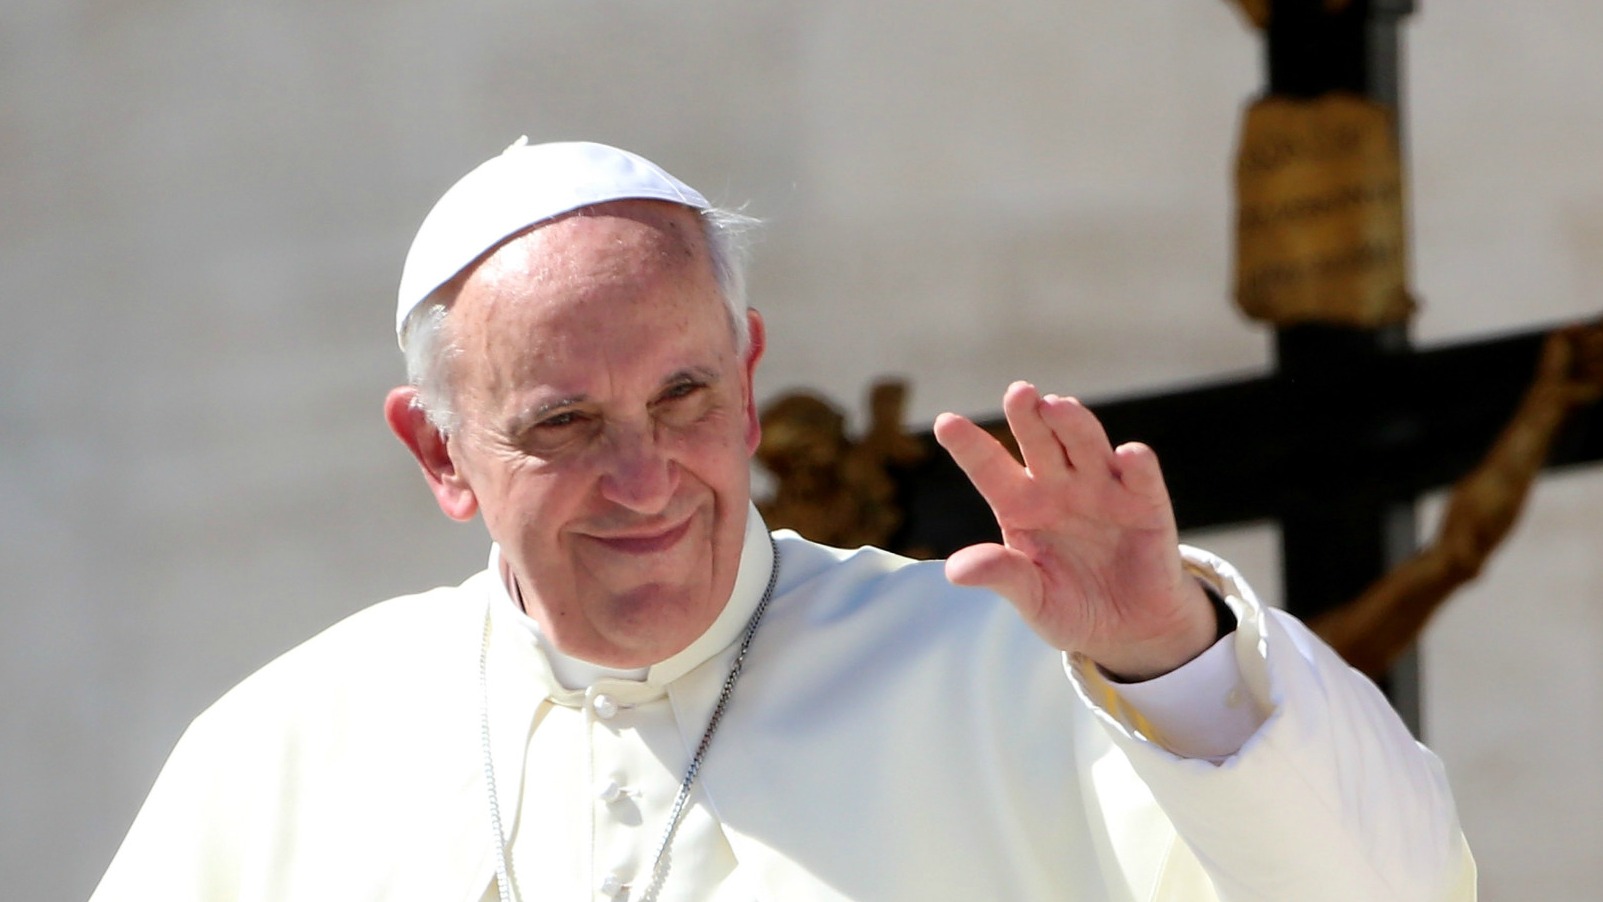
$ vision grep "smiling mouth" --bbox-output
[585,517,694,555]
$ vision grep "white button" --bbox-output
[598,873,626,896]
[592,694,619,719]
[596,779,624,802]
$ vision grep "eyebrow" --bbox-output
[506,366,723,431]
[663,365,721,388]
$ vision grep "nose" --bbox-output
[596,424,677,514]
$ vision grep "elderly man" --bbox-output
[93,140,1475,901]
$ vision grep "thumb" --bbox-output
[945,543,1042,613]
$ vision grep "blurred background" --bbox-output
[3,2,1599,899]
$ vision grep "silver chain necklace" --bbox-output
[479,535,781,902]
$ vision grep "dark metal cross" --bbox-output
[878,0,1603,733]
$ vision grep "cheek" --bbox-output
[684,432,757,499]
[675,409,754,465]
[524,468,594,513]
[482,466,589,539]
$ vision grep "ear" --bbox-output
[741,308,767,454]
[384,386,479,522]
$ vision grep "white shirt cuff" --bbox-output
[1106,631,1263,761]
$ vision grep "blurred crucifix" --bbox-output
[756,0,1603,734]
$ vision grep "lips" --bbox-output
[584,516,693,555]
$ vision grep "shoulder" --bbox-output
[107,574,498,891]
[771,530,1004,621]
[765,531,1051,676]
[187,570,494,744]
[718,533,1106,843]
[771,531,955,596]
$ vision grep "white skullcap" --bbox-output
[395,137,710,342]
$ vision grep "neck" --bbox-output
[497,560,649,688]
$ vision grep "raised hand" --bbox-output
[932,382,1218,680]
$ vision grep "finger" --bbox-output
[1113,441,1169,501]
[933,411,1027,508]
[1002,381,1070,480]
[1039,394,1115,475]
[945,543,1043,614]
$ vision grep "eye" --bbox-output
[653,377,715,426]
[538,410,582,429]
[515,408,598,455]
[659,380,704,402]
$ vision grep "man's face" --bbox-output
[434,200,763,667]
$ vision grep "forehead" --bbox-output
[456,200,713,322]
[461,199,711,309]
[488,200,707,286]
[446,201,732,392]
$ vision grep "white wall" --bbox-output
[2,3,1598,899]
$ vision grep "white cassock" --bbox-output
[91,507,1475,901]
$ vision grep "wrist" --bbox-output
[1097,578,1235,683]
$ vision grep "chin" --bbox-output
[594,584,712,658]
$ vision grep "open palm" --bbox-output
[933,382,1215,680]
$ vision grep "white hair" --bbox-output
[399,205,760,434]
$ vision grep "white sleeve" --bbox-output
[1103,631,1263,760]
[1067,545,1477,902]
